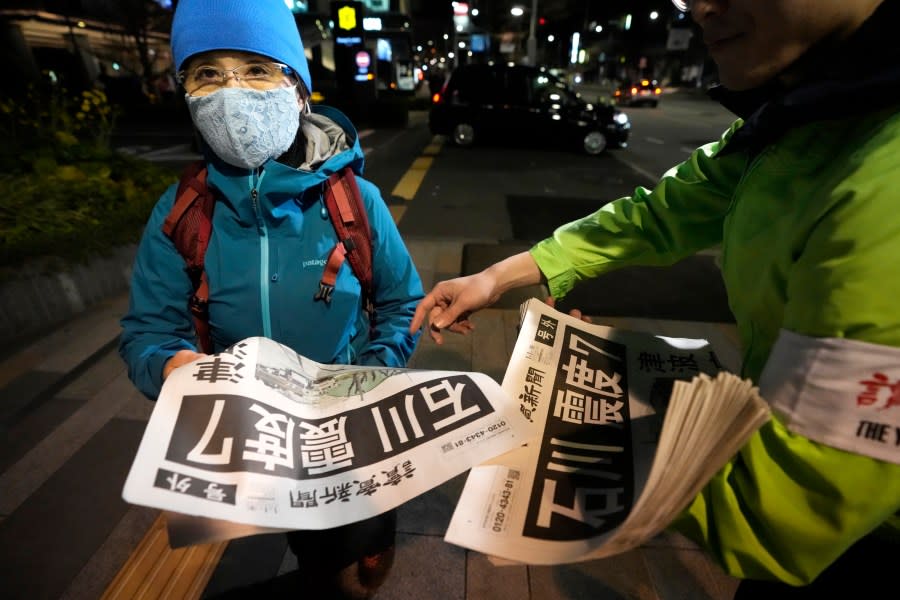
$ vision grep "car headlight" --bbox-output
[614,111,629,125]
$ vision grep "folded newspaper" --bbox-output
[122,336,533,547]
[443,298,771,564]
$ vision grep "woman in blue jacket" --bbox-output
[119,0,423,597]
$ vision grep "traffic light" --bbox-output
[538,16,546,26]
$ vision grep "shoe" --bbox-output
[333,545,396,599]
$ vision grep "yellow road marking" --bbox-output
[390,156,433,201]
[390,136,443,203]
[389,205,408,224]
[422,139,444,156]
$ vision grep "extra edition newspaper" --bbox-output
[444,298,770,564]
[122,336,532,546]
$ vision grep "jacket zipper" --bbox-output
[250,170,272,339]
[726,148,769,377]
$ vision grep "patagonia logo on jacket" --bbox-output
[302,258,327,269]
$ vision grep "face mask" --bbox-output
[187,86,300,169]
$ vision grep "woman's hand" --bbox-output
[163,349,207,380]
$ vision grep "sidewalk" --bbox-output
[0,236,740,599]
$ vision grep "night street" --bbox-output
[1,89,744,599]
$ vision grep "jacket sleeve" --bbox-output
[671,130,900,585]
[529,120,747,300]
[119,183,199,400]
[353,178,423,368]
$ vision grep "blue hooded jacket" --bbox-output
[120,106,423,400]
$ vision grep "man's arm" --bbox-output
[410,251,543,344]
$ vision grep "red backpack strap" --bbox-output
[162,160,215,354]
[318,167,375,328]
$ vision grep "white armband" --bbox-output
[759,330,900,465]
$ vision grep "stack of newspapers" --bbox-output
[443,298,770,564]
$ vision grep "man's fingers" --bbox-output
[410,295,437,333]
[431,303,468,330]
[446,320,474,335]
[427,324,445,345]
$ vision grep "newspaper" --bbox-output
[122,336,533,546]
[444,298,770,564]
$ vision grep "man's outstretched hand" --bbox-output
[411,252,545,344]
[410,272,500,344]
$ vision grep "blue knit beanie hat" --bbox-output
[171,0,312,92]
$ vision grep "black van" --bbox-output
[429,64,630,155]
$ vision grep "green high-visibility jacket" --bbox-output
[530,102,900,584]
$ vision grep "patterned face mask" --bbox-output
[187,85,300,169]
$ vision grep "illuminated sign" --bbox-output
[332,1,364,46]
[363,17,382,31]
[452,1,470,31]
[338,6,357,31]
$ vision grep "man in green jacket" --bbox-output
[412,0,900,594]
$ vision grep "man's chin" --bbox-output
[715,70,771,92]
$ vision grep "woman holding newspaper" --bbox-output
[412,0,900,596]
[119,0,423,597]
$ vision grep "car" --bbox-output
[429,64,630,155]
[614,79,662,107]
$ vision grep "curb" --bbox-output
[0,244,137,350]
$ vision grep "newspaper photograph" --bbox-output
[444,298,730,564]
[122,336,534,543]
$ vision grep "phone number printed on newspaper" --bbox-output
[488,468,521,535]
[441,418,509,454]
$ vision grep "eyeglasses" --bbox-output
[671,0,691,11]
[177,62,296,96]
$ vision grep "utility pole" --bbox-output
[526,0,537,65]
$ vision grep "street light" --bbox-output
[510,1,539,65]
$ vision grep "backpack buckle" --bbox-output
[314,281,335,304]
[189,295,209,317]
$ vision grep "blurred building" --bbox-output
[417,1,714,89]
[0,0,423,104]
[1,1,173,101]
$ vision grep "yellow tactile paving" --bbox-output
[100,514,226,600]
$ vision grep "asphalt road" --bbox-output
[396,91,736,322]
